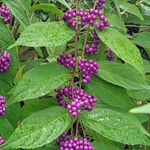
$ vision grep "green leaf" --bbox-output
[127,89,150,101]
[119,2,144,20]
[93,142,119,150]
[2,0,29,28]
[143,59,150,73]
[130,104,150,114]
[16,0,31,12]
[85,76,134,111]
[1,107,71,149]
[33,143,59,150]
[29,3,64,16]
[55,0,71,9]
[97,28,144,75]
[132,32,150,49]
[6,103,21,128]
[0,19,19,93]
[113,0,121,17]
[10,21,75,48]
[107,14,127,32]
[97,61,149,90]
[21,98,57,119]
[125,15,150,26]
[0,117,14,140]
[80,108,150,145]
[7,62,70,106]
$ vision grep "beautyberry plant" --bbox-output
[0,0,150,150]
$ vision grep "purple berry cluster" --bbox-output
[64,8,108,30]
[57,54,76,68]
[96,0,106,10]
[59,137,94,150]
[56,132,68,145]
[0,136,4,145]
[105,48,114,61]
[55,86,96,117]
[78,59,99,83]
[0,5,11,24]
[85,30,100,55]
[0,96,6,116]
[0,51,11,73]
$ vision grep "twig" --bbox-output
[80,121,86,138]
[125,25,150,28]
[75,118,79,137]
[81,0,98,58]
[71,117,74,137]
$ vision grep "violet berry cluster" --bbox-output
[78,59,99,83]
[0,96,6,116]
[55,86,96,117]
[0,137,4,145]
[105,48,114,61]
[85,30,100,55]
[58,135,95,150]
[0,5,11,24]
[56,132,68,145]
[64,8,108,30]
[96,0,106,10]
[0,51,11,73]
[57,54,76,68]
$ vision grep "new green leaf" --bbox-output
[130,104,150,114]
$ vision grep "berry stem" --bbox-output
[81,0,99,58]
[71,117,74,137]
[80,121,87,138]
[81,26,90,58]
[75,118,79,137]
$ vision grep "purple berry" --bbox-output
[0,51,11,73]
[96,0,106,10]
[0,5,11,24]
[85,30,100,55]
[57,132,68,144]
[58,137,95,150]
[0,136,4,145]
[57,54,76,68]
[64,8,109,31]
[105,48,114,61]
[0,96,6,116]
[78,58,99,83]
[55,86,96,117]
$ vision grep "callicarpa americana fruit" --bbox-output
[0,5,11,24]
[58,136,95,150]
[96,0,106,10]
[105,48,115,61]
[0,136,4,145]
[64,8,108,30]
[85,30,100,55]
[55,86,96,117]
[78,59,99,83]
[0,96,6,116]
[0,51,11,73]
[57,54,76,68]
